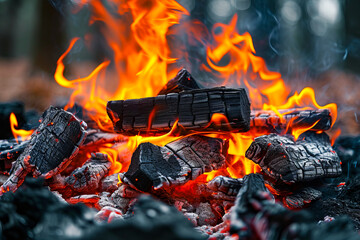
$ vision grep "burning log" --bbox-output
[284,187,322,209]
[245,132,342,183]
[0,139,28,172]
[107,87,251,136]
[0,106,87,193]
[250,108,332,132]
[121,135,227,192]
[65,152,111,194]
[158,68,200,95]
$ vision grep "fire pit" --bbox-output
[0,0,360,239]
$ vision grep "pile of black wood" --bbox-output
[0,68,359,240]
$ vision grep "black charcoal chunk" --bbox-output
[284,187,322,209]
[246,132,341,183]
[65,152,111,194]
[158,68,201,95]
[1,106,87,193]
[122,135,227,192]
[207,176,243,197]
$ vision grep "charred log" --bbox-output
[65,152,111,194]
[250,108,332,132]
[245,132,342,183]
[284,187,322,209]
[0,139,28,172]
[82,129,126,147]
[207,176,243,197]
[121,135,227,192]
[230,173,275,238]
[158,68,200,95]
[0,106,87,193]
[107,87,251,136]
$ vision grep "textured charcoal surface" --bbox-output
[101,173,120,193]
[107,87,250,135]
[0,106,87,193]
[250,108,332,132]
[65,152,111,194]
[207,176,243,197]
[284,187,322,209]
[230,174,275,238]
[82,129,126,147]
[311,175,360,229]
[0,139,29,172]
[122,135,227,192]
[158,68,201,95]
[229,174,359,240]
[246,132,342,183]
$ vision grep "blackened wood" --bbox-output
[250,108,332,132]
[284,187,322,209]
[0,139,28,172]
[65,152,111,193]
[245,132,342,183]
[121,135,227,192]
[158,68,200,95]
[107,87,251,136]
[207,176,243,197]
[82,129,127,147]
[0,106,87,193]
[230,173,275,238]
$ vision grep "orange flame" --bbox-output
[263,87,337,127]
[9,113,34,143]
[204,14,290,108]
[50,1,338,181]
[291,119,320,141]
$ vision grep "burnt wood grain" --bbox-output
[250,108,332,132]
[65,152,111,194]
[245,132,342,183]
[107,87,251,136]
[0,106,87,193]
[121,135,227,192]
[157,68,200,95]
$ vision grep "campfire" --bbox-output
[0,0,359,239]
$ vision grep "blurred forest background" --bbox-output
[0,0,359,134]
